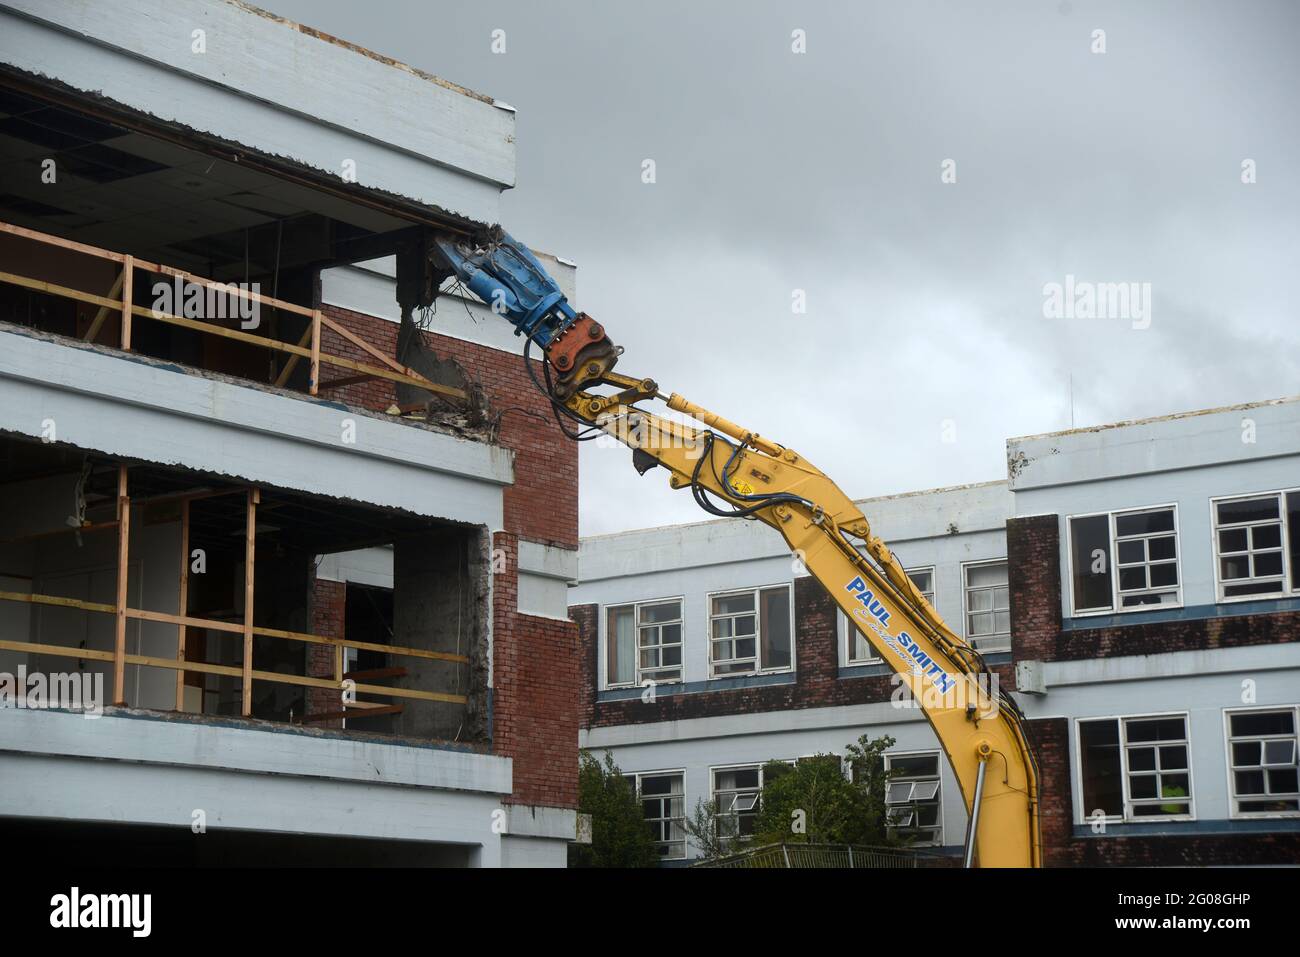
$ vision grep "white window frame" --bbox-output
[1222,705,1300,820]
[709,762,770,844]
[600,595,684,691]
[884,750,944,847]
[1210,489,1300,603]
[961,559,1011,653]
[841,566,934,665]
[625,768,688,860]
[1065,504,1184,617]
[706,583,795,679]
[1073,711,1196,824]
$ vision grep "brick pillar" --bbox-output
[792,575,841,692]
[1025,716,1076,867]
[307,578,346,729]
[570,602,599,730]
[1007,514,1062,663]
[494,531,580,809]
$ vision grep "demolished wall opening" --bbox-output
[0,435,491,746]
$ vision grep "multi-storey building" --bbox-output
[570,397,1300,866]
[0,0,579,866]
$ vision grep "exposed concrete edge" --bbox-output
[518,540,578,582]
[504,804,578,841]
[1035,642,1300,690]
[0,329,515,525]
[0,707,513,795]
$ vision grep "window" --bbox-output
[712,765,764,841]
[884,752,943,846]
[1068,506,1181,614]
[708,585,792,677]
[603,598,682,688]
[1213,491,1300,600]
[1226,708,1299,817]
[626,771,687,859]
[1077,715,1193,821]
[963,560,1010,652]
[844,567,934,664]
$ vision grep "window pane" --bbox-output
[1159,745,1188,770]
[890,754,939,776]
[1255,552,1284,578]
[967,563,1007,588]
[606,606,635,685]
[1235,770,1266,795]
[1117,539,1145,565]
[1218,528,1248,553]
[1147,536,1177,562]
[1118,566,1147,591]
[1127,717,1185,743]
[759,586,791,670]
[1217,496,1279,525]
[1127,747,1156,772]
[908,569,933,594]
[1288,492,1300,590]
[1079,720,1123,816]
[1149,563,1178,587]
[1070,515,1113,611]
[1232,711,1295,737]
[1116,509,1174,536]
[1252,524,1282,550]
[639,601,680,624]
[713,593,755,616]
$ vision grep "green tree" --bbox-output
[752,735,899,847]
[568,750,658,868]
[682,795,740,862]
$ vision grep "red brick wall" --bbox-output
[306,578,345,729]
[309,305,580,809]
[1028,716,1300,866]
[573,577,1020,730]
[318,304,577,549]
[492,532,579,808]
[1007,513,1300,661]
[1007,515,1062,663]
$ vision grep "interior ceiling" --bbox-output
[0,435,460,555]
[0,85,414,279]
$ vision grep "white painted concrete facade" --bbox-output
[571,397,1300,863]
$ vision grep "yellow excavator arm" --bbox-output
[431,229,1041,866]
[567,373,1042,868]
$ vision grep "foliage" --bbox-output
[568,750,659,868]
[682,795,739,862]
[751,734,899,847]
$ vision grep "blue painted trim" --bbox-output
[838,663,892,679]
[1064,596,1300,631]
[838,652,1008,681]
[597,671,796,703]
[1071,817,1300,839]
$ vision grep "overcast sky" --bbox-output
[264,0,1300,536]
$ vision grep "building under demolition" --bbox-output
[0,0,580,865]
[570,397,1300,866]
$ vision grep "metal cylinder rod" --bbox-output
[963,757,989,868]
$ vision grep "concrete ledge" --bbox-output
[504,804,578,841]
[0,707,513,794]
[1,0,513,223]
[0,327,512,527]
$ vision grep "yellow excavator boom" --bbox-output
[568,374,1042,867]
